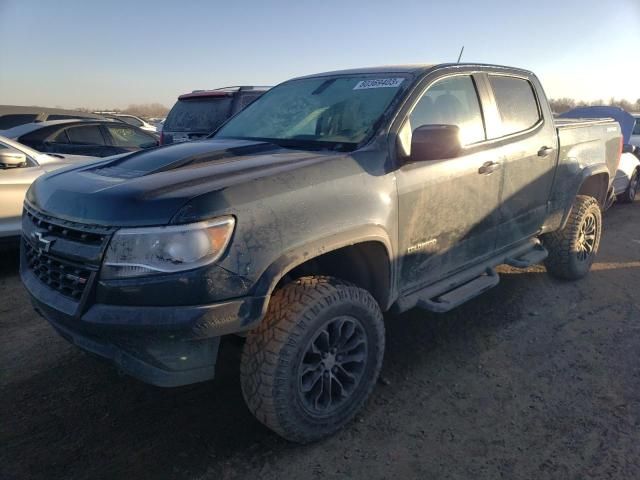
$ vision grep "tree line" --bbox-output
[76,103,169,118]
[550,98,640,114]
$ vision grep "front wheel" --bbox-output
[240,276,385,443]
[543,195,602,280]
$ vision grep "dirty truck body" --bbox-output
[21,63,621,443]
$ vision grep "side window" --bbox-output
[409,75,486,145]
[488,76,540,136]
[239,93,262,109]
[106,125,156,148]
[47,114,87,121]
[66,125,105,145]
[118,116,143,127]
[51,129,70,144]
[0,114,38,129]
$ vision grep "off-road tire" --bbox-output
[543,195,602,280]
[240,276,385,443]
[617,168,639,204]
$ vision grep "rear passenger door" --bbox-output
[483,74,557,250]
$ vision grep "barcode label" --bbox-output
[353,78,405,90]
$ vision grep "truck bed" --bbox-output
[547,116,622,221]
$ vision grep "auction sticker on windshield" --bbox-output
[353,78,405,90]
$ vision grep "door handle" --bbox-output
[478,161,500,175]
[538,146,554,157]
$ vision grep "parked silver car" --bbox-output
[0,135,97,244]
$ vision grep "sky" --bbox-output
[0,0,638,109]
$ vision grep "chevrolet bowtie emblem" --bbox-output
[32,231,54,254]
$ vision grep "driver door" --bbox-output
[396,74,503,293]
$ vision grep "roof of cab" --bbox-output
[291,63,534,80]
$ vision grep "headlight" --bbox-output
[101,216,235,279]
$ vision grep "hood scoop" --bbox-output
[89,139,279,180]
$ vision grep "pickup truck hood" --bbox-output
[27,138,335,226]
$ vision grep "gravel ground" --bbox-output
[1,200,639,480]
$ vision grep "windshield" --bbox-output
[164,97,233,133]
[215,75,409,150]
[634,119,640,135]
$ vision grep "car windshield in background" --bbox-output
[634,120,640,135]
[215,75,409,150]
[164,97,233,133]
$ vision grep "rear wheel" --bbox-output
[543,195,602,280]
[240,276,385,443]
[618,168,639,203]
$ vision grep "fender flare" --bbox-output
[559,163,610,229]
[251,225,396,319]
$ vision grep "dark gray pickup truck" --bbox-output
[21,63,622,443]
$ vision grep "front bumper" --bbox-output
[22,264,266,387]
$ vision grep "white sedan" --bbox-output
[612,148,640,204]
[0,135,97,243]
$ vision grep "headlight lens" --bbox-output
[101,216,235,279]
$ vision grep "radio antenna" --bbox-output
[457,46,465,63]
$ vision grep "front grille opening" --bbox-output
[24,241,91,301]
[25,210,105,245]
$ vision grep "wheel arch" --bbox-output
[558,165,610,229]
[251,226,396,318]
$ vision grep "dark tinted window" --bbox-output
[106,125,156,148]
[239,93,263,109]
[489,76,540,136]
[0,114,38,129]
[633,119,640,135]
[118,116,143,127]
[51,129,70,144]
[410,75,485,145]
[164,97,233,133]
[47,114,89,121]
[66,125,105,145]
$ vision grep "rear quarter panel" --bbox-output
[546,120,621,229]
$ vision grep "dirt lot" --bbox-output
[1,200,639,480]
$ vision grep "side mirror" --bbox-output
[410,124,462,162]
[0,150,27,169]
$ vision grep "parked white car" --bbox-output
[0,135,97,243]
[94,112,158,133]
[613,148,640,203]
[560,106,639,205]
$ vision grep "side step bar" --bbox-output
[393,238,548,315]
[504,243,548,268]
[417,268,499,313]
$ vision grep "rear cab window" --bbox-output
[488,75,541,137]
[164,96,233,133]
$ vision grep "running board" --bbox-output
[392,238,545,314]
[504,243,548,268]
[417,268,500,313]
